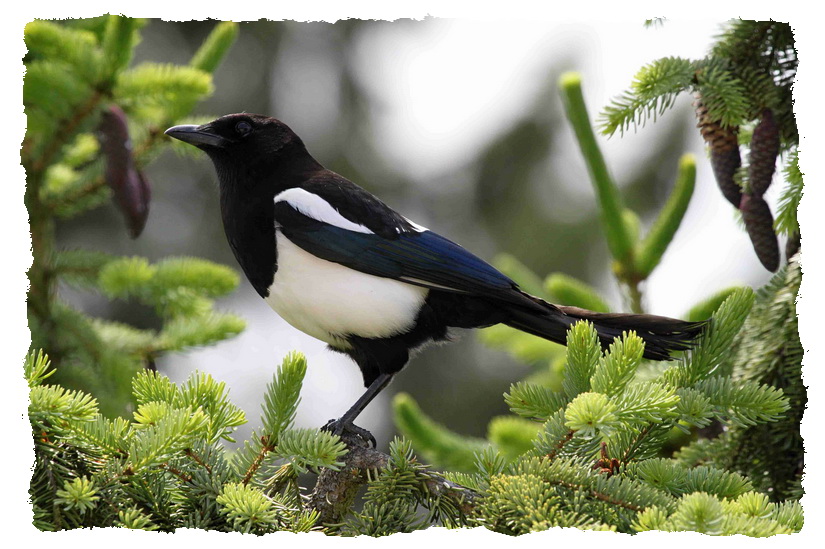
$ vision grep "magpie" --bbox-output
[165,113,705,443]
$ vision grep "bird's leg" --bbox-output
[323,373,394,447]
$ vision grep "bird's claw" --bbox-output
[322,418,377,448]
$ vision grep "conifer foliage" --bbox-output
[28,350,346,533]
[601,20,800,272]
[25,19,803,537]
[391,20,803,536]
[395,288,800,535]
[24,17,244,415]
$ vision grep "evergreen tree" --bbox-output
[27,350,345,532]
[24,16,243,415]
[391,19,803,536]
[601,20,799,272]
[25,18,803,537]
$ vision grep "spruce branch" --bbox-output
[240,435,276,487]
[505,381,568,421]
[774,148,802,236]
[562,320,601,398]
[542,427,575,461]
[600,20,797,271]
[600,56,696,136]
[307,431,480,527]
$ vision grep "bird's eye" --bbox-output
[235,120,253,137]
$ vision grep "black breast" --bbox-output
[219,184,278,298]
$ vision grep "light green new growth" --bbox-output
[393,392,488,472]
[395,283,798,535]
[558,72,701,313]
[55,477,100,514]
[190,21,239,73]
[635,154,696,276]
[562,320,601,398]
[545,274,611,313]
[28,350,344,533]
[590,331,644,396]
[560,72,633,264]
[564,392,620,437]
[25,16,242,416]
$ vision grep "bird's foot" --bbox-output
[321,418,377,448]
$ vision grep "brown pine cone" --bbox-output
[748,109,781,197]
[98,105,151,238]
[695,96,742,207]
[740,193,780,272]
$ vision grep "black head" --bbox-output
[165,114,317,183]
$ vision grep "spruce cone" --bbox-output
[695,96,742,207]
[98,105,151,238]
[748,109,781,197]
[740,193,780,272]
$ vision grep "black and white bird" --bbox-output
[166,113,704,443]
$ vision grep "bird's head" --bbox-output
[165,114,310,182]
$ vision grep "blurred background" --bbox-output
[55,18,776,447]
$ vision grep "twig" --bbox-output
[241,436,275,486]
[550,479,643,512]
[620,423,655,464]
[545,429,575,461]
[159,463,193,483]
[184,448,211,473]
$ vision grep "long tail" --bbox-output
[503,296,705,361]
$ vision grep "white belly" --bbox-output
[265,232,429,348]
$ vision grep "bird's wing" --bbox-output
[272,184,519,299]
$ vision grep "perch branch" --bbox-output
[306,431,480,525]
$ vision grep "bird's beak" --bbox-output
[164,124,229,149]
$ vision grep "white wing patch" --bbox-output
[273,188,373,234]
[399,276,467,293]
[403,217,428,233]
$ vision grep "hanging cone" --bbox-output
[740,193,780,272]
[695,95,742,207]
[98,105,151,238]
[748,109,781,197]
